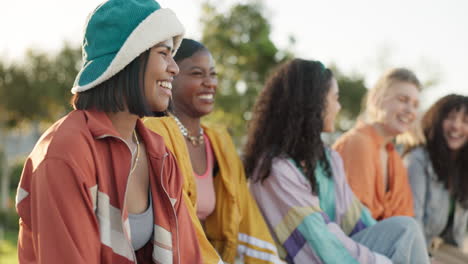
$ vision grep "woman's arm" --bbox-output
[403,150,428,229]
[17,158,101,264]
[251,159,391,264]
[334,135,382,219]
[236,164,283,264]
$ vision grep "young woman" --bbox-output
[403,94,468,249]
[15,1,204,263]
[245,59,429,263]
[333,68,421,220]
[144,39,281,264]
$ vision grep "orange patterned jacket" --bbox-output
[16,110,202,264]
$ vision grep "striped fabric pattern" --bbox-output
[237,233,285,264]
[143,116,281,263]
[250,149,382,263]
[15,110,203,264]
[153,225,173,264]
[15,187,29,206]
[90,185,177,264]
[91,186,135,261]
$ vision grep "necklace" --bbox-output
[172,115,204,146]
[129,130,140,175]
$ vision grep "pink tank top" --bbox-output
[194,134,216,220]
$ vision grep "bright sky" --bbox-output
[1,0,467,109]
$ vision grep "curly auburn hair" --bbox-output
[243,59,334,193]
[421,94,468,207]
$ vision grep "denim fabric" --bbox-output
[404,147,468,248]
[352,216,430,264]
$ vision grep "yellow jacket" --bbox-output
[144,117,282,264]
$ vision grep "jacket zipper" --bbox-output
[159,153,181,264]
[97,134,138,263]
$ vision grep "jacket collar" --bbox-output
[356,121,395,151]
[83,110,168,158]
[84,110,119,138]
[136,118,168,159]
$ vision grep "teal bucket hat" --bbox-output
[71,0,185,94]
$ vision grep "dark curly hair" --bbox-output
[243,59,334,193]
[421,94,468,207]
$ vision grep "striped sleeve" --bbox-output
[328,149,377,236]
[17,158,101,264]
[234,140,283,263]
[250,158,391,264]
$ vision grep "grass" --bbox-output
[0,229,18,264]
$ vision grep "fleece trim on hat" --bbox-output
[72,6,184,94]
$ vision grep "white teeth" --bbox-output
[198,94,213,100]
[398,116,410,124]
[448,132,462,139]
[157,81,172,90]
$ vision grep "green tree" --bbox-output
[329,66,368,131]
[200,1,293,144]
[0,44,81,241]
[0,44,81,127]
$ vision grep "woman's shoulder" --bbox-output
[404,146,429,162]
[333,126,375,155]
[25,111,99,178]
[270,156,294,170]
[39,111,94,154]
[143,116,177,133]
[404,146,438,182]
[202,123,229,137]
[252,156,312,192]
[327,148,343,162]
[203,123,236,151]
[252,155,299,181]
[270,156,308,183]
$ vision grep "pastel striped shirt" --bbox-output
[250,149,391,263]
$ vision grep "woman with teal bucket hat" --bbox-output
[15,0,209,263]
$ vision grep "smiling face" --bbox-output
[373,81,420,137]
[171,49,217,118]
[442,107,468,152]
[323,78,341,133]
[144,38,179,112]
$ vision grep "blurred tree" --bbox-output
[199,1,369,145]
[0,44,81,238]
[329,65,368,131]
[0,43,80,128]
[199,0,293,144]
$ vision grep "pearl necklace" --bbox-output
[129,130,140,175]
[172,115,204,146]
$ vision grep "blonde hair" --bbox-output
[396,114,425,149]
[362,68,422,122]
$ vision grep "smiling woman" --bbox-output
[144,39,282,264]
[15,1,208,263]
[244,59,429,263]
[144,39,179,112]
[403,94,468,251]
[333,68,422,220]
[72,39,179,117]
